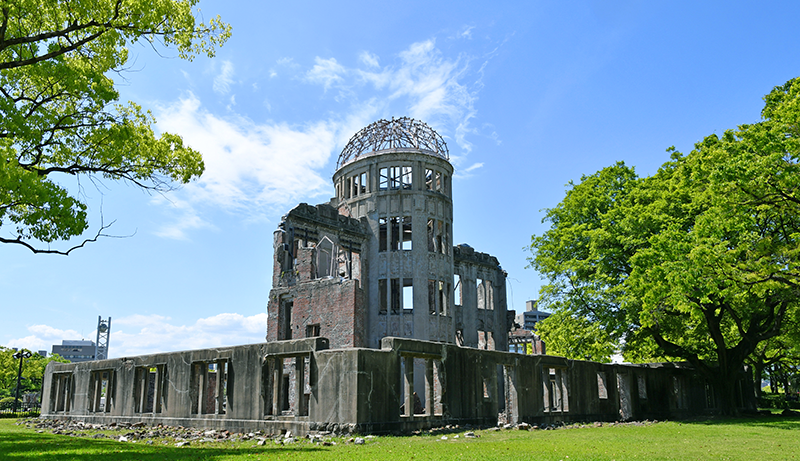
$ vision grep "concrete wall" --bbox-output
[42,337,755,435]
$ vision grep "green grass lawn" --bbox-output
[1,417,798,460]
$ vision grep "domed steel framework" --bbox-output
[336,117,449,169]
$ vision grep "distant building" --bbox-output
[51,340,96,362]
[522,300,551,331]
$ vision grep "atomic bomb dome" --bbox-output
[336,117,449,169]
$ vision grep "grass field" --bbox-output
[1,416,798,460]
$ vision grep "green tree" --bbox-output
[529,78,800,415]
[533,310,616,362]
[0,347,68,399]
[0,0,230,254]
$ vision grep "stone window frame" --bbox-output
[133,364,168,414]
[87,369,115,413]
[190,359,231,416]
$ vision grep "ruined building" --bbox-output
[41,118,755,435]
[267,117,510,351]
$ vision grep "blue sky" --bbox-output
[3,1,800,358]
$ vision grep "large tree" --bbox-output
[0,0,230,254]
[529,78,800,414]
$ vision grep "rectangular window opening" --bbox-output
[402,216,412,250]
[597,372,608,399]
[391,278,401,315]
[379,279,388,314]
[306,324,320,337]
[403,279,413,311]
[425,169,434,190]
[453,274,462,306]
[379,167,389,190]
[638,375,647,400]
[360,172,367,194]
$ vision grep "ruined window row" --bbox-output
[134,365,167,414]
[191,360,230,415]
[342,171,369,199]
[263,355,310,417]
[428,279,451,316]
[337,166,450,198]
[400,356,444,417]
[426,219,450,255]
[379,278,413,315]
[379,216,412,252]
[88,369,115,413]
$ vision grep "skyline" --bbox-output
[4,1,800,358]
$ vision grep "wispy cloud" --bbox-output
[305,57,346,91]
[213,60,235,95]
[4,314,269,358]
[151,37,492,240]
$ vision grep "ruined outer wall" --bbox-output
[42,337,755,436]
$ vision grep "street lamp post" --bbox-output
[12,350,32,414]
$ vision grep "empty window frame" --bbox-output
[425,169,434,190]
[426,279,450,317]
[453,274,462,306]
[597,372,608,399]
[88,370,115,413]
[400,355,444,417]
[134,365,167,414]
[306,324,321,337]
[191,360,230,415]
[281,300,293,340]
[403,279,413,311]
[543,367,569,413]
[427,219,449,254]
[263,355,310,417]
[50,373,75,413]
[315,236,334,278]
[379,279,388,314]
[637,375,647,399]
[381,216,411,252]
[379,166,413,190]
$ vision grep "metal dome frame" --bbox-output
[336,117,449,169]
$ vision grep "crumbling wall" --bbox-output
[453,244,510,351]
[267,203,370,349]
[42,337,756,436]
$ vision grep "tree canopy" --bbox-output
[529,78,800,414]
[0,0,230,254]
[0,347,68,402]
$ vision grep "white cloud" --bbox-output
[154,93,335,224]
[4,313,270,358]
[213,60,235,95]
[111,313,269,356]
[359,51,380,68]
[5,325,84,353]
[305,57,346,91]
[460,26,475,39]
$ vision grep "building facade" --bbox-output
[267,118,510,351]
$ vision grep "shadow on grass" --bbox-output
[681,415,800,430]
[0,428,328,460]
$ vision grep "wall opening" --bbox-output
[134,365,166,414]
[88,370,114,413]
[543,367,569,413]
[191,360,230,415]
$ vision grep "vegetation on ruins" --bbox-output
[528,77,800,415]
[3,416,799,460]
[0,0,230,254]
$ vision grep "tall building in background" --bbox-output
[51,340,96,362]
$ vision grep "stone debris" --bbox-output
[354,437,365,445]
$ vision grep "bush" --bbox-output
[0,397,15,410]
[759,393,800,410]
